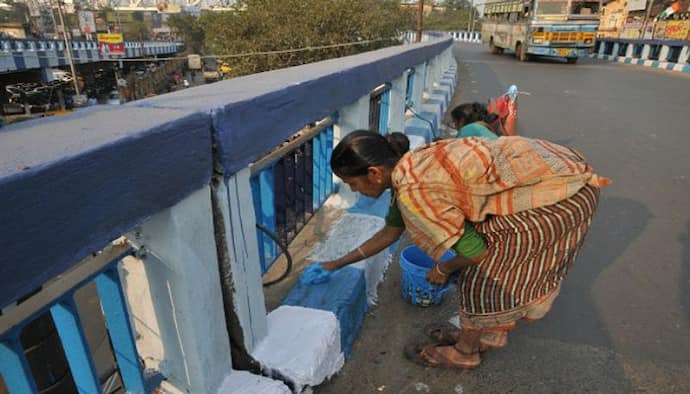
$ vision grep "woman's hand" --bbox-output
[321,261,339,271]
[426,263,451,286]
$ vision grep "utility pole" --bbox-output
[639,0,656,39]
[55,0,80,96]
[469,0,476,32]
[416,0,424,43]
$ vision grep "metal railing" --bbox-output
[250,119,335,274]
[369,83,391,134]
[0,243,145,394]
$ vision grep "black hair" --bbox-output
[330,130,410,178]
[450,102,498,127]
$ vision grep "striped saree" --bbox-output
[391,137,609,319]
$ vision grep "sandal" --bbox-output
[403,342,481,369]
[423,322,462,345]
[424,323,508,350]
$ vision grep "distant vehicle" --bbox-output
[481,0,600,63]
[220,62,233,75]
[202,56,222,82]
[107,91,121,105]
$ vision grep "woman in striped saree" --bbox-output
[322,130,610,369]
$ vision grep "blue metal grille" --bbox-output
[0,245,145,394]
[251,124,335,274]
[369,86,391,134]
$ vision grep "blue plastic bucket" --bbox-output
[399,246,455,307]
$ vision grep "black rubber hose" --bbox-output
[256,223,293,287]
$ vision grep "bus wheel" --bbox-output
[516,43,529,62]
[566,57,578,64]
[490,39,500,54]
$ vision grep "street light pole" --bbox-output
[416,0,424,43]
[54,0,80,96]
[469,0,476,32]
[640,0,656,39]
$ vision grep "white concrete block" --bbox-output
[251,306,344,393]
[216,371,291,394]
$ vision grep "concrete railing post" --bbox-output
[216,168,268,351]
[641,44,651,60]
[626,42,634,58]
[659,45,670,62]
[125,186,233,394]
[334,96,370,202]
[612,43,620,57]
[388,74,407,133]
[679,46,690,64]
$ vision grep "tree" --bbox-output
[123,20,150,41]
[200,0,415,76]
[167,12,206,54]
[424,1,476,31]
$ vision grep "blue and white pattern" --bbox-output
[591,53,690,73]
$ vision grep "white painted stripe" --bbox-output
[644,60,653,66]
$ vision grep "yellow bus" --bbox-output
[481,0,600,63]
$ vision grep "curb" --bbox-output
[591,53,690,73]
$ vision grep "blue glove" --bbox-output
[300,262,332,285]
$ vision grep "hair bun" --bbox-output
[385,132,410,157]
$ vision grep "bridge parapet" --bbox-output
[594,37,690,73]
[0,36,457,393]
[0,38,183,73]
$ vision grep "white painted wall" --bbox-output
[125,186,232,394]
[218,168,268,351]
[387,73,408,133]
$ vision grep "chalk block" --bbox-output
[216,370,291,394]
[251,306,344,392]
[282,266,368,358]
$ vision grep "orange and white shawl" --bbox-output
[391,136,611,260]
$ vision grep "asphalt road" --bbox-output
[318,43,690,394]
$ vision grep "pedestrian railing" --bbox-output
[369,83,392,134]
[250,118,335,274]
[0,242,145,394]
[594,37,690,69]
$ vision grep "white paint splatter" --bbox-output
[415,382,430,392]
[454,384,464,394]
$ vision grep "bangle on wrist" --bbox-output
[356,246,367,259]
[435,263,448,276]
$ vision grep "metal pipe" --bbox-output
[250,117,335,176]
[369,82,392,98]
[54,0,80,96]
[416,0,424,43]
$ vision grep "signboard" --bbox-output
[627,0,646,12]
[78,11,96,34]
[106,12,135,23]
[97,33,125,56]
[26,0,42,17]
[653,21,666,39]
[664,20,690,40]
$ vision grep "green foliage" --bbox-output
[123,20,150,41]
[424,0,481,31]
[199,0,415,76]
[167,12,206,53]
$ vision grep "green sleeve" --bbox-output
[385,199,405,228]
[452,222,487,258]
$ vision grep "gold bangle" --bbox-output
[435,264,448,277]
[356,246,367,259]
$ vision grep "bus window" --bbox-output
[571,0,600,15]
[536,0,568,15]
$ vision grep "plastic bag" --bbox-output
[300,262,332,285]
